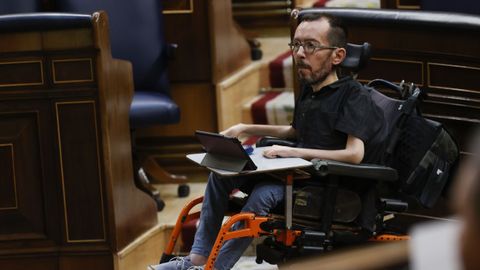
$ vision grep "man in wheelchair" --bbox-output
[152,13,390,270]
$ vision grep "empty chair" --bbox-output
[56,0,187,210]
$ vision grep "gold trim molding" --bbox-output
[0,60,44,88]
[52,58,94,84]
[427,62,480,93]
[359,57,424,86]
[0,143,18,210]
[163,0,194,14]
[55,100,106,243]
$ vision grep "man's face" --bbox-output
[292,18,337,86]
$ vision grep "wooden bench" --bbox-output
[0,12,158,270]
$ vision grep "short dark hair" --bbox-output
[298,13,348,48]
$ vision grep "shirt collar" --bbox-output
[324,75,352,90]
[304,75,352,95]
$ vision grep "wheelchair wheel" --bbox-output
[178,184,190,197]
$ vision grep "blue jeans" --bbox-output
[190,172,284,270]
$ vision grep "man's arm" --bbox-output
[263,135,365,164]
[221,123,296,140]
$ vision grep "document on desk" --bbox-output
[186,146,312,176]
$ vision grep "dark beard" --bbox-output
[298,68,331,88]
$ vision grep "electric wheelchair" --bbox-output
[158,39,458,269]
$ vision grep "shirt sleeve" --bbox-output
[334,87,383,143]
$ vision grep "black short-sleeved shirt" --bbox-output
[291,76,388,231]
[292,75,387,164]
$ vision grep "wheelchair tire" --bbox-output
[178,184,190,197]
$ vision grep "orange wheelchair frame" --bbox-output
[160,171,409,270]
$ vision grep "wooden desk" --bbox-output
[0,12,158,270]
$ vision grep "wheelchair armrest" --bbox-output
[256,137,297,148]
[312,159,398,182]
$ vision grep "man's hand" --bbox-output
[221,123,247,138]
[262,145,297,159]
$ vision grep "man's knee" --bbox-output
[242,182,284,215]
[206,173,248,195]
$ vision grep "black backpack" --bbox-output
[370,83,459,208]
[390,112,458,208]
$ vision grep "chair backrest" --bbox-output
[56,0,170,94]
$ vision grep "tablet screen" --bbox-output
[194,130,257,170]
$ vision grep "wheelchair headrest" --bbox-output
[340,42,371,72]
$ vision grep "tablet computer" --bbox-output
[194,130,257,172]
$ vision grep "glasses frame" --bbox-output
[288,41,338,54]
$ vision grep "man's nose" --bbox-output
[295,46,306,58]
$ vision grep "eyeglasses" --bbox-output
[288,41,338,54]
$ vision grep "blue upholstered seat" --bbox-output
[56,0,180,128]
[130,91,180,128]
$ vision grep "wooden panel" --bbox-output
[358,57,423,85]
[42,28,93,50]
[428,62,480,93]
[164,0,211,82]
[216,62,266,130]
[164,0,251,83]
[0,60,43,87]
[115,226,170,270]
[347,27,478,58]
[52,58,94,84]
[55,101,106,243]
[58,253,113,270]
[0,111,46,240]
[209,0,251,83]
[0,32,42,53]
[0,144,16,209]
[163,0,194,14]
[381,0,420,9]
[91,12,158,251]
[232,0,294,28]
[396,0,420,9]
[0,256,57,270]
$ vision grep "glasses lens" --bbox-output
[289,42,319,53]
[289,42,299,52]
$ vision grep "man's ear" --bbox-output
[331,47,346,65]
